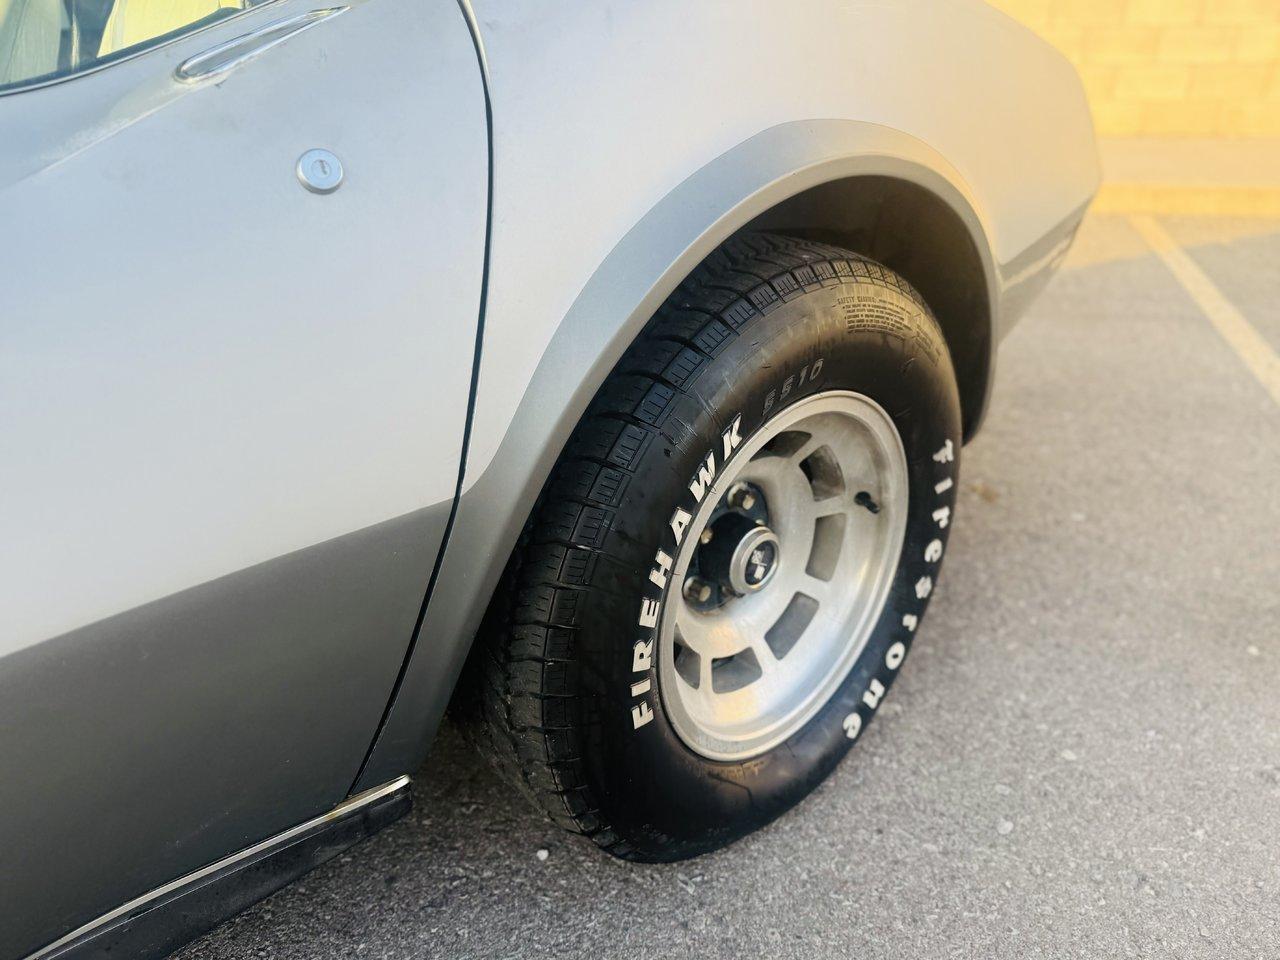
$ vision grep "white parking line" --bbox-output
[1131,214,1280,406]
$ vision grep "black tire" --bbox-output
[473,233,961,861]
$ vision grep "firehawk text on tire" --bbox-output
[475,233,962,861]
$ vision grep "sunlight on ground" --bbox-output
[1062,212,1280,272]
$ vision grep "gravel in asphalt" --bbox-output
[176,214,1280,960]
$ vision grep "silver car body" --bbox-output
[0,1,1098,956]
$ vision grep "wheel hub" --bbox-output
[689,496,782,603]
[730,525,780,594]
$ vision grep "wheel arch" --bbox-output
[743,176,993,440]
[351,120,1001,792]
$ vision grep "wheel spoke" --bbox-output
[835,436,879,492]
[800,574,833,603]
[697,652,714,696]
[675,601,712,657]
[748,633,779,672]
[803,496,847,523]
[781,503,818,577]
[788,433,825,467]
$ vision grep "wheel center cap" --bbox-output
[728,525,780,594]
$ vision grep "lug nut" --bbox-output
[683,577,712,603]
[728,483,756,511]
[699,528,714,545]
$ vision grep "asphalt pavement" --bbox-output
[177,214,1280,959]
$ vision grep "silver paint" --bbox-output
[456,0,1098,489]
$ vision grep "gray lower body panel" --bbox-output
[1,503,449,960]
[30,778,412,960]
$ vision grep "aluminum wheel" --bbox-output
[658,390,909,761]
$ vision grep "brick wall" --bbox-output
[988,0,1280,137]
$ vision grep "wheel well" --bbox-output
[741,175,992,440]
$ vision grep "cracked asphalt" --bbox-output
[176,214,1280,959]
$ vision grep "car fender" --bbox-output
[353,118,1002,790]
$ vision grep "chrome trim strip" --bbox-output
[175,7,348,83]
[24,775,411,960]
